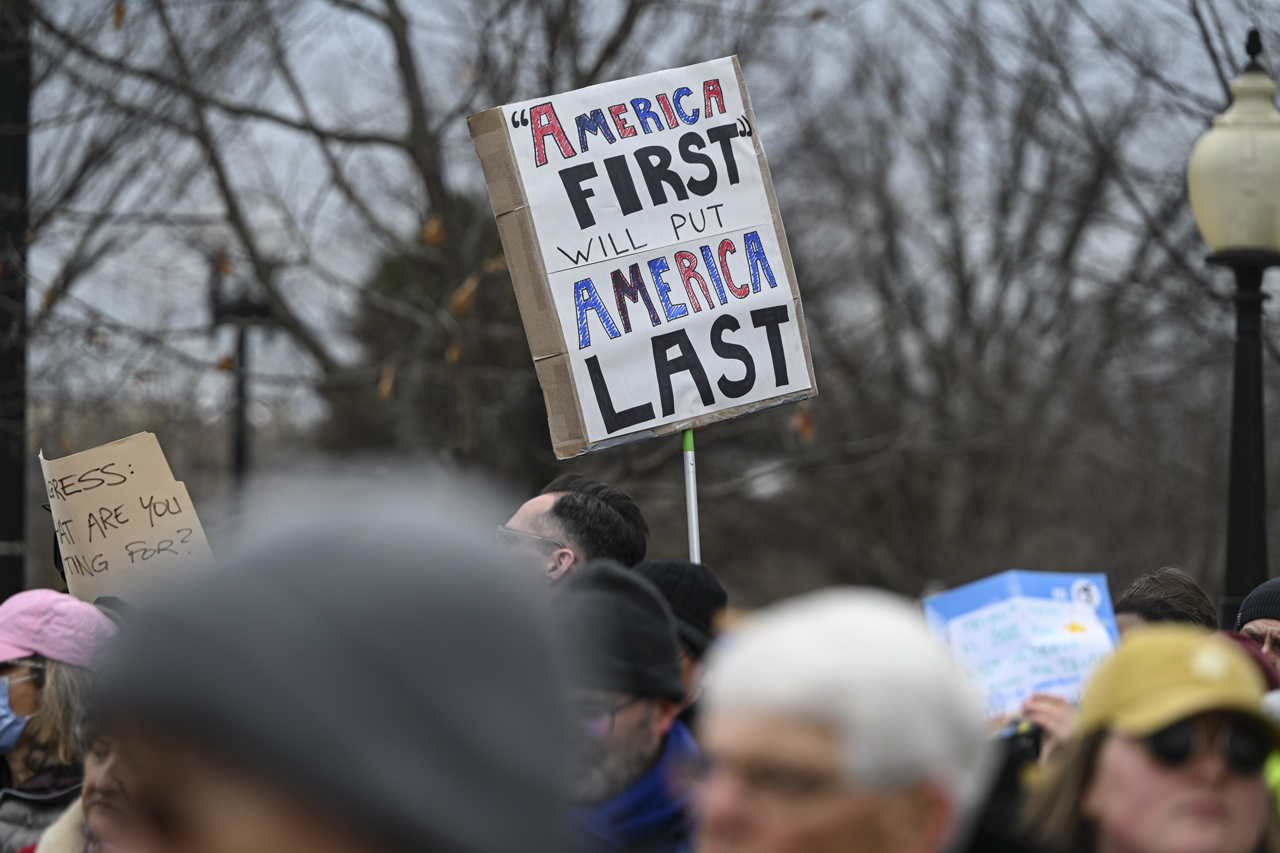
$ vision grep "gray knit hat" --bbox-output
[94,499,569,853]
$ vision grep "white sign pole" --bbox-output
[684,428,701,562]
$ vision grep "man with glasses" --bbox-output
[696,589,997,853]
[556,563,697,853]
[499,474,649,583]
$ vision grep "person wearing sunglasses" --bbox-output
[1024,625,1280,853]
[556,563,696,853]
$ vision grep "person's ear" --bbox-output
[545,548,577,583]
[652,700,681,738]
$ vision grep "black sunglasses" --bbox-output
[1144,716,1271,775]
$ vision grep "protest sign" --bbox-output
[469,56,816,458]
[39,432,213,601]
[923,570,1120,718]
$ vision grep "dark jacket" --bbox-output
[571,720,698,853]
[0,771,81,853]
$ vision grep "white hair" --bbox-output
[702,588,996,844]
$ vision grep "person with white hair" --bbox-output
[696,588,997,853]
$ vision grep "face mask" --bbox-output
[0,676,36,755]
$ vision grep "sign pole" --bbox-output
[684,429,701,562]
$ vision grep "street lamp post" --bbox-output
[207,254,272,496]
[1188,30,1280,628]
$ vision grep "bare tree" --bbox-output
[643,0,1280,603]
[23,0,801,489]
[21,0,1280,603]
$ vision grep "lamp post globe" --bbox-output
[1186,30,1280,628]
[1189,32,1280,252]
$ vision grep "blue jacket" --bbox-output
[571,720,699,853]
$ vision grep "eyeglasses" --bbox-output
[495,525,566,552]
[1143,716,1271,775]
[0,660,43,677]
[695,755,844,801]
[574,696,645,738]
[3,660,42,670]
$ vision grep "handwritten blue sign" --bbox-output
[923,570,1120,718]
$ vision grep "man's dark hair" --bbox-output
[540,474,648,567]
[1119,566,1218,629]
[1113,596,1198,626]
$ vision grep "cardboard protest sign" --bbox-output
[923,570,1120,718]
[39,433,213,601]
[469,56,816,458]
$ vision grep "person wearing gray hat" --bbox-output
[555,562,697,853]
[90,500,570,853]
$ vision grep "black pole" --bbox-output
[210,254,270,504]
[233,324,248,494]
[0,1,30,599]
[1211,251,1280,627]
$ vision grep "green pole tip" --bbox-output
[683,429,694,452]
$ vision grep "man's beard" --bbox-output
[571,709,664,805]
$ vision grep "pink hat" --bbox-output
[0,590,117,671]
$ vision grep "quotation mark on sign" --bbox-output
[736,115,753,137]
[510,109,530,128]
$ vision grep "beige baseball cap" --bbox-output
[1078,624,1277,740]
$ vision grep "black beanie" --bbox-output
[633,560,728,658]
[1237,577,1280,629]
[556,561,686,702]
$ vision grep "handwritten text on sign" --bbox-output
[503,57,811,443]
[40,432,213,601]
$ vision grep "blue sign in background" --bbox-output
[923,570,1121,716]
[923,569,1120,645]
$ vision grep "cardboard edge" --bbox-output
[469,108,591,458]
[573,390,814,457]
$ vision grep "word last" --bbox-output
[585,304,796,434]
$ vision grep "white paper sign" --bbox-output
[497,57,814,446]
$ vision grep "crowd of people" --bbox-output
[3,475,1280,853]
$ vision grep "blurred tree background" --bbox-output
[13,0,1280,603]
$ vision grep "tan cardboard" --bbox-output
[470,107,589,455]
